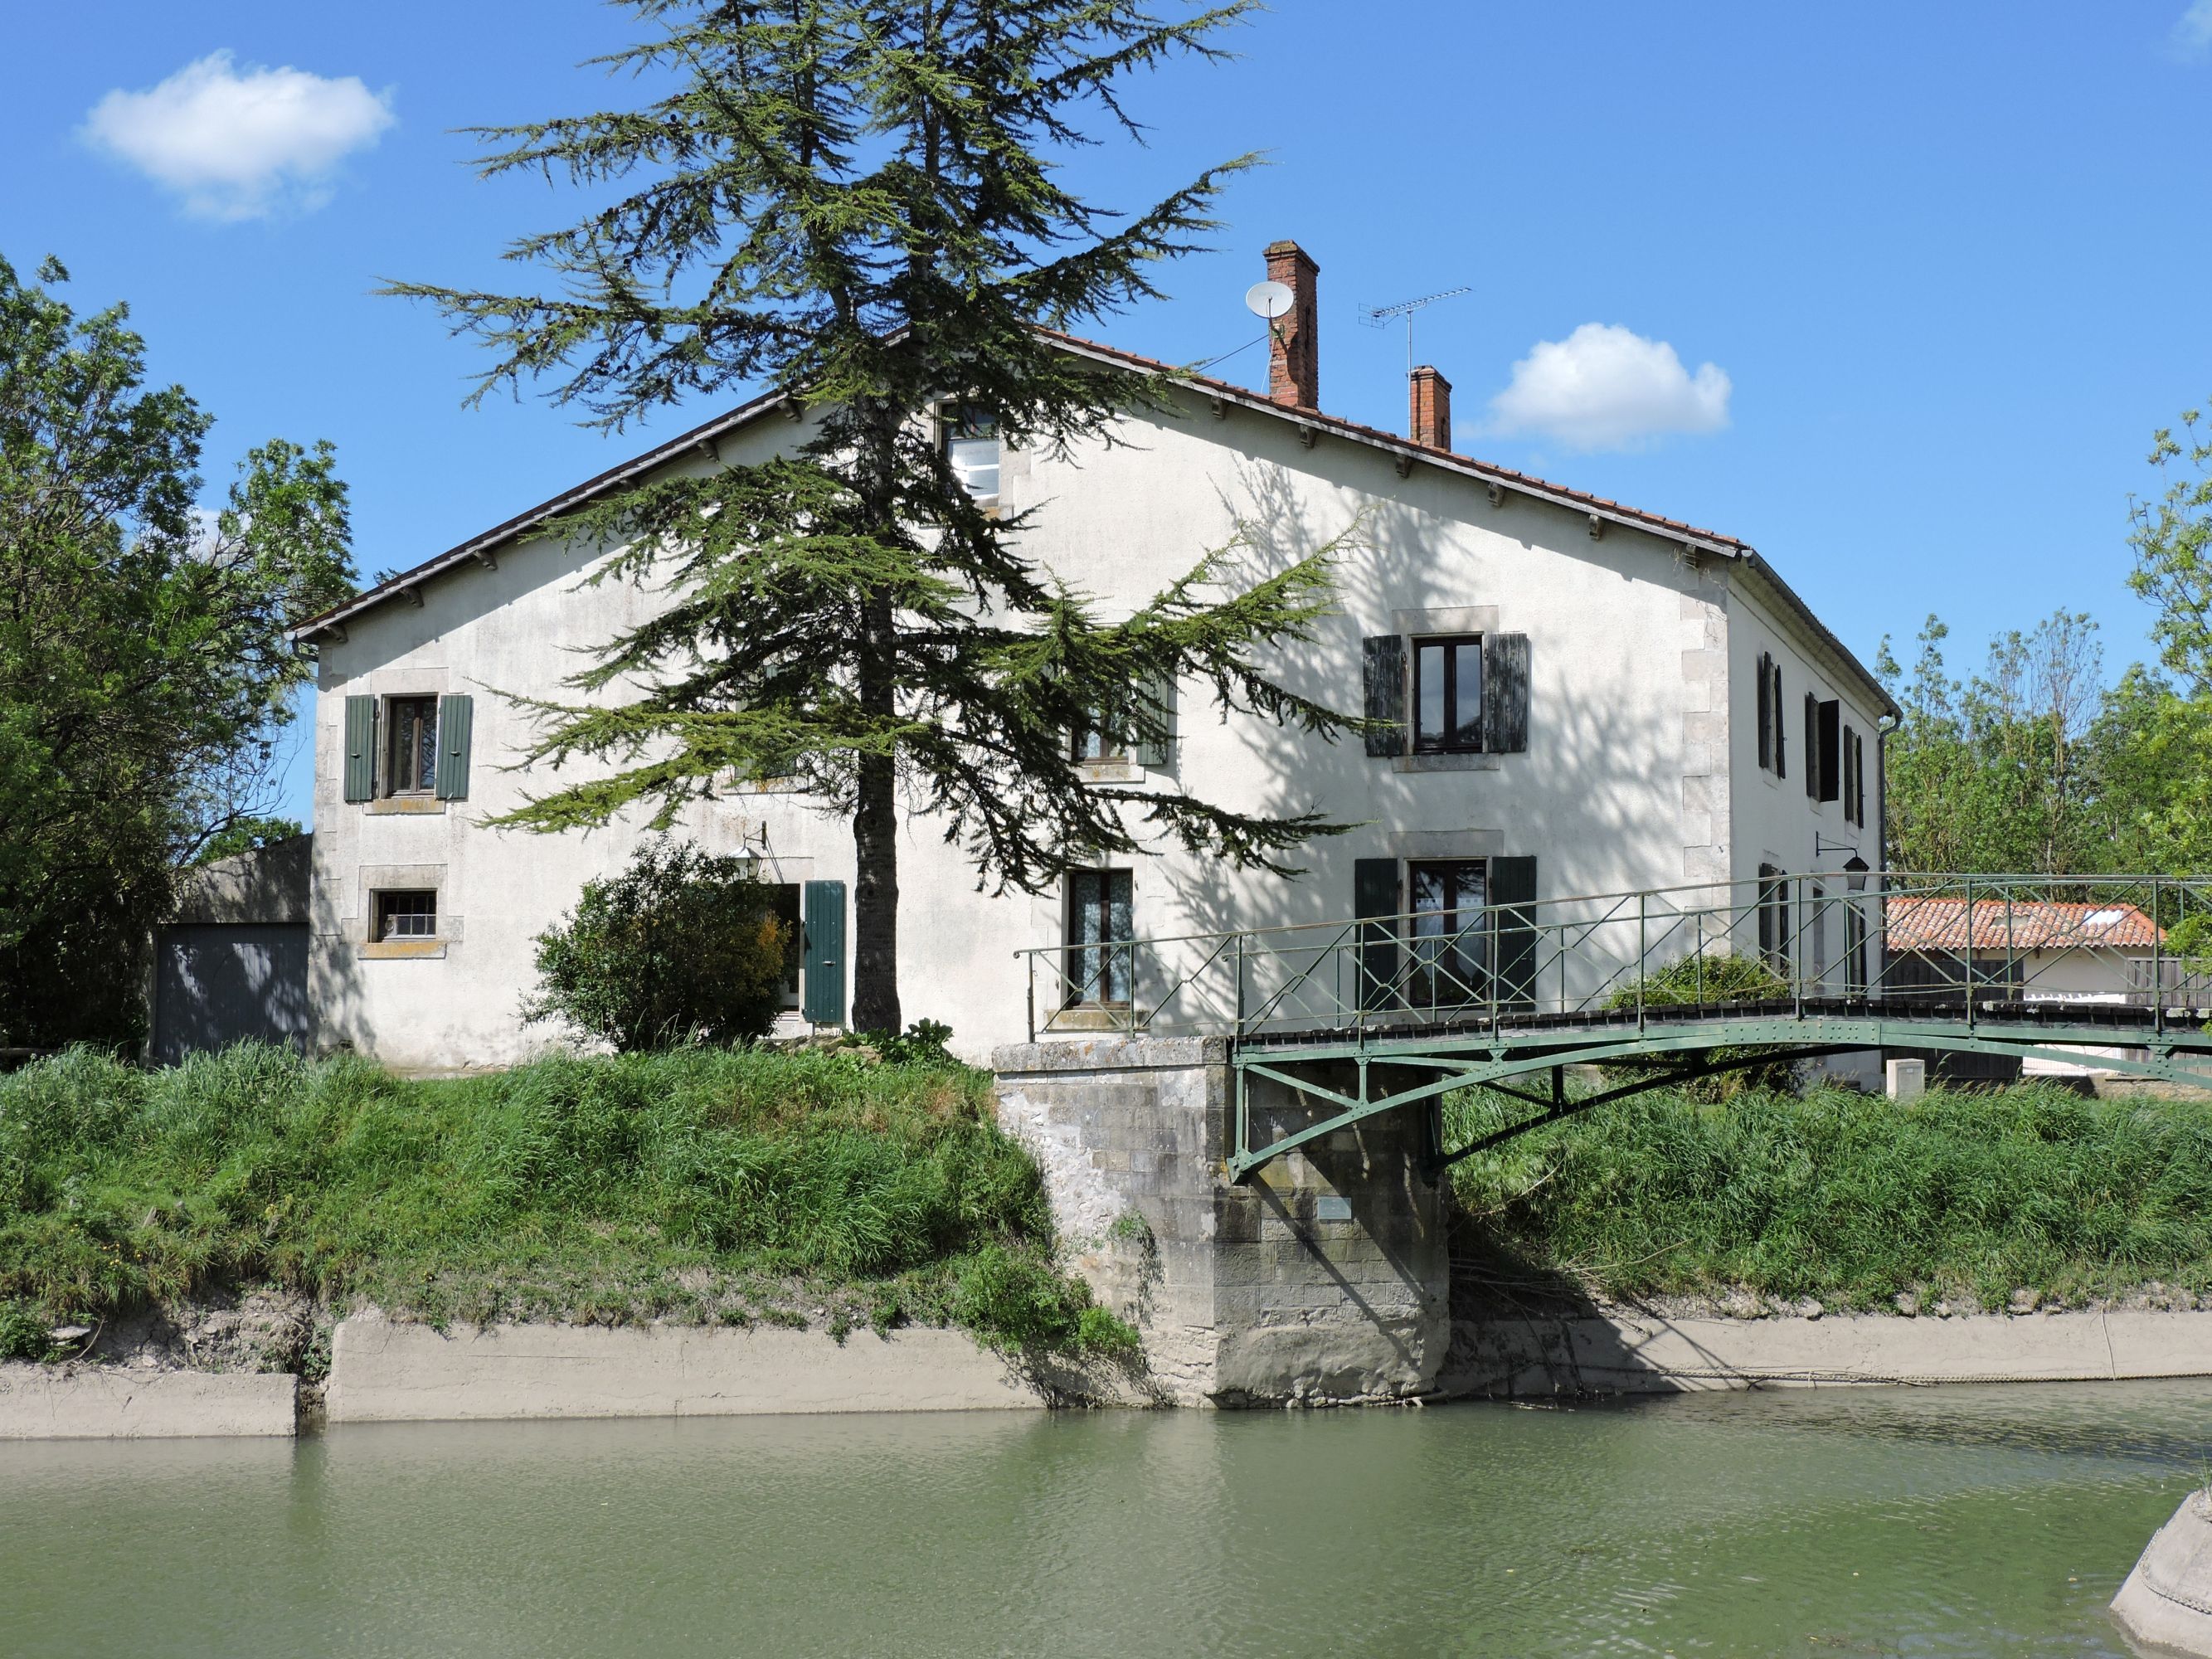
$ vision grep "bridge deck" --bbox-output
[1233,994,2212,1057]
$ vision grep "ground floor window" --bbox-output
[1757,864,1790,976]
[770,883,803,1008]
[1064,869,1133,1006]
[1407,859,1488,1008]
[372,889,437,941]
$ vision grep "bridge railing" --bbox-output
[1017,870,2212,1043]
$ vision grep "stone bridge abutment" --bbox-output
[992,1037,1450,1406]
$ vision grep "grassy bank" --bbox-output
[0,1044,1132,1363]
[1446,1082,2212,1313]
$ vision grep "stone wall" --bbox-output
[993,1037,1450,1406]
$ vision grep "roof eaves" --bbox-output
[287,384,796,640]
[1035,328,1754,559]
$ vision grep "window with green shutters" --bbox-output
[801,880,847,1026]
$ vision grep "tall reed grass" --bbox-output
[0,1044,1130,1359]
[1446,1082,2212,1311]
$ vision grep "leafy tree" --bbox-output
[1875,611,2110,875]
[526,839,793,1049]
[191,815,305,867]
[391,0,1355,1031]
[2129,401,2212,696]
[0,255,354,1046]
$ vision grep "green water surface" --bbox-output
[3,1380,2205,1657]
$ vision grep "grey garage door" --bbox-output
[152,924,310,1064]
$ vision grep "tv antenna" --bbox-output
[1360,285,1472,372]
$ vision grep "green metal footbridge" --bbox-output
[1017,871,2212,1180]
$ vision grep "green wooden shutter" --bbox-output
[1354,857,1400,1014]
[1361,636,1405,757]
[1490,855,1539,1010]
[802,879,848,1026]
[434,694,474,800]
[343,696,377,802]
[1483,633,1530,754]
[1134,671,1177,768]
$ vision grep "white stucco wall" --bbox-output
[309,380,1886,1068]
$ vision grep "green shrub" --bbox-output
[1602,951,1796,1098]
[526,839,791,1050]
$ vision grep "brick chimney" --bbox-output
[1264,240,1319,410]
[1409,365,1451,451]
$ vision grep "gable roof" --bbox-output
[289,329,1898,716]
[1885,896,2164,953]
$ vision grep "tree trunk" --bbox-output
[850,743,902,1034]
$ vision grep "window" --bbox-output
[944,406,999,500]
[386,696,438,795]
[1815,699,1841,804]
[1755,652,1787,777]
[1412,636,1484,754]
[1756,864,1790,975]
[770,883,803,1007]
[1064,869,1133,1006]
[372,889,437,941]
[1071,711,1129,765]
[1407,859,1488,1007]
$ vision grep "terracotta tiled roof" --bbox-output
[1884,896,2164,952]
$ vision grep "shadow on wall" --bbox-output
[1155,448,1681,947]
[150,836,322,1065]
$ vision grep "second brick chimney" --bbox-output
[1409,365,1451,451]
[1264,240,1319,410]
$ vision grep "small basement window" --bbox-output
[372,889,438,941]
[386,696,439,795]
[945,406,999,500]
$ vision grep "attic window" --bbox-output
[945,407,999,500]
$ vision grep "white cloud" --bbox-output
[2174,0,2212,56]
[1486,322,1732,452]
[82,50,394,221]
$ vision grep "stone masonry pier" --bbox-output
[993,1037,1450,1406]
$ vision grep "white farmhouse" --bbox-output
[284,241,1895,1069]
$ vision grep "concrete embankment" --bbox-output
[323,1313,1043,1423]
[0,1316,1047,1439]
[0,1365,296,1438]
[2114,1492,2212,1657]
[1444,1306,2212,1394]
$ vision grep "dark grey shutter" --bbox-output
[1362,635,1406,757]
[1483,632,1530,754]
[1803,693,1819,800]
[1490,854,1539,1010]
[434,694,474,800]
[1816,700,1840,803]
[1354,858,1400,1014]
[343,695,377,802]
[1842,724,1858,824]
[1855,733,1869,826]
[1133,671,1176,768]
[1772,662,1786,778]
[1756,653,1772,771]
[802,880,847,1026]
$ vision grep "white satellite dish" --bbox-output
[1244,280,1293,320]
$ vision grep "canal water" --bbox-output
[5,1380,2208,1657]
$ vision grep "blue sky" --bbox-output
[5,2,2210,827]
